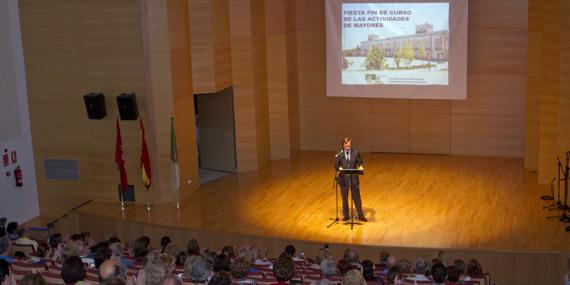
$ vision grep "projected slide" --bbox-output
[342,3,449,86]
[326,0,467,100]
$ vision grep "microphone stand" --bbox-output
[327,170,341,228]
[547,151,570,222]
[328,151,343,228]
[542,178,557,209]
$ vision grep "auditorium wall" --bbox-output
[0,0,40,223]
[296,0,528,158]
[18,0,199,218]
[525,0,570,184]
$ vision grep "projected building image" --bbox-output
[342,22,450,86]
[355,23,449,61]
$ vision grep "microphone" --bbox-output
[334,150,343,158]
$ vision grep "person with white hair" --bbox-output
[0,238,12,264]
[406,258,429,281]
[311,259,337,285]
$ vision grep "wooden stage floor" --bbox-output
[78,152,570,253]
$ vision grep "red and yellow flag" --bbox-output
[140,120,152,190]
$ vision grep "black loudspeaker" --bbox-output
[83,93,106,119]
[116,93,138,120]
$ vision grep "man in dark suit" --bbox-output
[335,138,367,222]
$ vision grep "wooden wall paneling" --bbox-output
[524,0,543,170]
[230,0,270,172]
[369,100,411,153]
[266,0,292,160]
[410,101,450,154]
[188,0,232,94]
[252,0,270,168]
[212,0,232,91]
[556,0,570,160]
[450,0,527,158]
[536,0,561,184]
[286,1,299,155]
[167,0,200,192]
[19,0,153,216]
[188,0,215,94]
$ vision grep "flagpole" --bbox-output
[170,116,182,209]
[140,119,152,212]
[115,117,128,212]
[145,189,151,211]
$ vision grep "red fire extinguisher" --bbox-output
[14,166,23,187]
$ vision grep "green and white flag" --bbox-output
[170,117,180,192]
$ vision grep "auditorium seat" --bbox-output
[40,271,65,285]
[11,261,46,273]
[12,243,36,256]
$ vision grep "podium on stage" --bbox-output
[338,168,364,175]
[328,167,364,229]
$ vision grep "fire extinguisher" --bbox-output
[14,166,23,187]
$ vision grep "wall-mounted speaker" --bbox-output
[83,93,106,119]
[116,93,138,120]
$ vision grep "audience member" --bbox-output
[337,259,358,275]
[144,264,166,285]
[361,260,378,282]
[6,223,18,241]
[134,237,151,260]
[466,259,482,277]
[183,255,202,280]
[208,271,231,285]
[453,259,468,281]
[161,276,181,285]
[230,257,255,285]
[187,239,200,256]
[431,263,447,285]
[0,260,15,285]
[160,237,171,254]
[213,254,231,272]
[176,251,187,267]
[343,269,365,285]
[435,251,448,266]
[379,251,390,266]
[284,245,296,259]
[386,266,400,284]
[163,244,180,259]
[99,259,124,283]
[14,228,39,251]
[203,250,217,270]
[190,257,210,284]
[408,258,429,281]
[446,266,459,283]
[313,248,332,268]
[221,246,235,260]
[311,259,337,285]
[0,238,12,264]
[94,246,113,269]
[61,256,87,285]
[273,258,295,284]
[397,259,411,273]
[343,248,359,264]
[19,273,46,285]
[158,253,176,276]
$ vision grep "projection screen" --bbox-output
[326,0,468,99]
